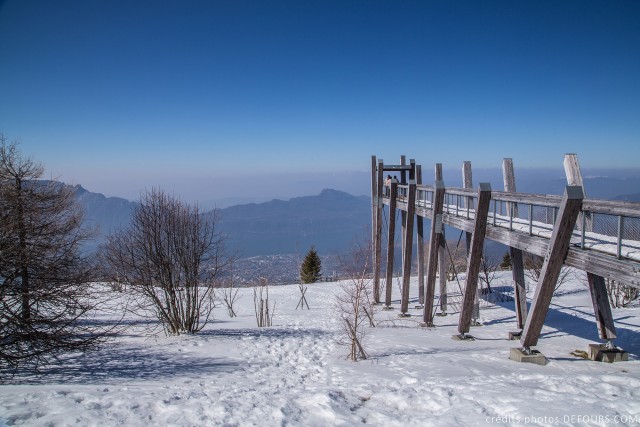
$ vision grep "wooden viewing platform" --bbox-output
[371,154,639,363]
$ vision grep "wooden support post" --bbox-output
[384,179,398,308]
[400,180,416,315]
[416,165,425,306]
[435,163,448,314]
[520,186,584,348]
[374,158,384,303]
[587,273,617,340]
[462,161,480,321]
[371,155,377,247]
[371,156,379,302]
[564,153,617,341]
[502,158,527,330]
[422,180,445,326]
[457,183,492,336]
[400,156,407,270]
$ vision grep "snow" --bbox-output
[1,274,640,426]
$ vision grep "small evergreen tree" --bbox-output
[500,252,512,270]
[300,246,322,284]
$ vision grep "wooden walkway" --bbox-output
[371,154,640,359]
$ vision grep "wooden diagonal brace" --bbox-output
[520,185,584,348]
[458,183,492,335]
[400,181,416,314]
[423,180,445,326]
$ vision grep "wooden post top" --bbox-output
[565,185,584,200]
[479,182,491,192]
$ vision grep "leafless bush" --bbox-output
[218,278,240,318]
[446,238,468,277]
[335,239,377,361]
[253,278,275,327]
[479,253,500,294]
[606,279,639,308]
[102,188,230,335]
[0,136,111,376]
[523,252,575,294]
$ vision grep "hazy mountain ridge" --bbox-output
[217,188,371,257]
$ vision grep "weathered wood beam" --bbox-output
[462,161,480,321]
[565,249,640,288]
[385,180,399,308]
[458,183,492,335]
[416,165,425,306]
[400,181,416,314]
[435,163,448,314]
[401,156,407,271]
[374,158,384,303]
[423,180,445,326]
[503,158,527,330]
[382,165,413,172]
[371,156,378,300]
[520,186,584,348]
[564,153,616,341]
[587,273,617,340]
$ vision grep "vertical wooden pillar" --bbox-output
[435,163,448,314]
[400,181,416,315]
[400,156,407,269]
[462,161,480,321]
[385,179,398,308]
[457,183,492,335]
[371,156,379,300]
[374,158,384,303]
[564,153,616,341]
[416,165,425,306]
[502,158,527,330]
[520,186,584,348]
[422,180,445,326]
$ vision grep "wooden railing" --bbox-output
[384,183,640,288]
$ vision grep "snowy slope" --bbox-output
[1,273,639,426]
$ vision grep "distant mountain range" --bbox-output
[73,186,370,257]
[70,176,640,257]
[217,189,371,257]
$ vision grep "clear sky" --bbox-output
[1,0,639,205]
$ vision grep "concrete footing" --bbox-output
[508,331,522,341]
[452,334,475,341]
[588,344,629,363]
[509,348,548,365]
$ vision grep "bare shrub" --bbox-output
[335,239,377,361]
[253,278,275,327]
[523,252,574,294]
[218,277,240,318]
[606,279,639,308]
[102,188,230,335]
[479,253,500,294]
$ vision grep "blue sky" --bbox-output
[1,0,638,204]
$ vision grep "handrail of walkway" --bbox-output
[384,184,640,266]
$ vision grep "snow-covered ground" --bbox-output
[1,273,639,426]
